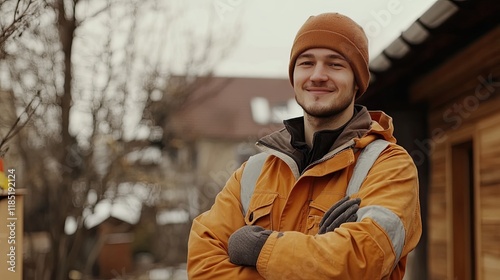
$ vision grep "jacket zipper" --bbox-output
[301,139,356,175]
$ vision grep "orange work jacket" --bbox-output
[188,109,422,279]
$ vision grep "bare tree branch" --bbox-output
[0,91,40,156]
[0,0,41,47]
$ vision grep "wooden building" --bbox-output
[361,0,500,279]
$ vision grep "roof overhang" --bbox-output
[360,0,500,110]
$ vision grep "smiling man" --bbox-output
[187,13,422,279]
[294,48,359,145]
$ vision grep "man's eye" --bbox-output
[330,63,344,67]
[299,61,313,66]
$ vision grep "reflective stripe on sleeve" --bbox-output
[356,205,405,265]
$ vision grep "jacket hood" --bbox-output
[355,110,397,149]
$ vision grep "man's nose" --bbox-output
[310,65,328,82]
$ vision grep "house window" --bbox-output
[451,140,476,280]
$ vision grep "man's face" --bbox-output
[293,48,358,119]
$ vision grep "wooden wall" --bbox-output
[427,141,448,280]
[476,115,500,279]
[411,27,500,280]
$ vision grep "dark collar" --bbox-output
[283,107,358,171]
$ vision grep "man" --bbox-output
[187,13,422,279]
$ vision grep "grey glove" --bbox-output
[228,225,272,266]
[318,196,361,234]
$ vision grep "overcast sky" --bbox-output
[212,0,438,78]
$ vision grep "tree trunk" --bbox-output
[52,0,77,279]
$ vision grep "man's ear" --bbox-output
[353,84,359,98]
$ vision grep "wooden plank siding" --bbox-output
[410,26,500,280]
[477,115,500,279]
[428,142,448,280]
[411,26,500,107]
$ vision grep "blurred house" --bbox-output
[361,0,500,279]
[169,76,298,216]
[164,77,297,265]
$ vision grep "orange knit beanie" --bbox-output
[289,13,370,98]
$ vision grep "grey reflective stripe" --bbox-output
[240,152,268,215]
[357,205,406,266]
[346,139,389,196]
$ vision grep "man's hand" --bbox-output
[228,225,272,266]
[318,196,361,234]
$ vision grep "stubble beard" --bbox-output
[295,94,353,119]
